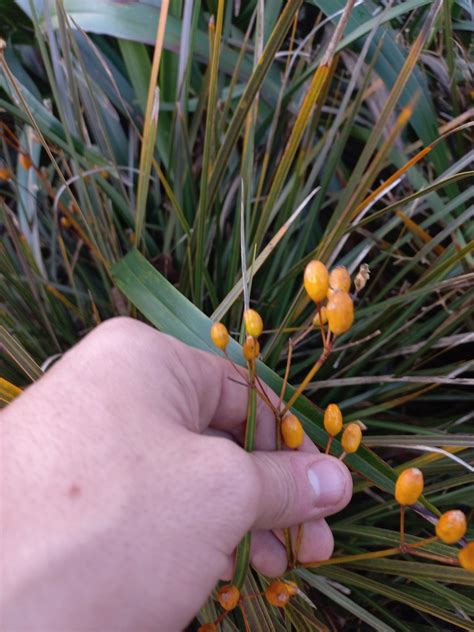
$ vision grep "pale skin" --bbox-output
[1,317,352,631]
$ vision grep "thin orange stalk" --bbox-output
[301,546,402,568]
[282,343,332,414]
[301,535,439,569]
[316,302,327,348]
[325,436,333,455]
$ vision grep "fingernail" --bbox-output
[307,460,347,506]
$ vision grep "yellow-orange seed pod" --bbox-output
[326,291,354,336]
[341,422,362,454]
[458,543,474,572]
[395,468,424,506]
[0,167,12,181]
[243,308,263,338]
[217,584,240,611]
[435,510,467,544]
[264,581,290,608]
[60,216,71,229]
[281,414,304,449]
[324,403,343,437]
[304,260,329,303]
[197,624,217,632]
[210,322,229,351]
[313,306,328,327]
[329,266,351,293]
[19,153,33,170]
[243,335,260,361]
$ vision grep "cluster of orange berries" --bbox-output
[395,467,473,571]
[210,307,263,361]
[211,309,307,450]
[304,260,354,336]
[324,403,362,455]
[198,581,300,630]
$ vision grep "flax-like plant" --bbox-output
[1,0,473,629]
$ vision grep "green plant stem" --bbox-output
[232,359,257,589]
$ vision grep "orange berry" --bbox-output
[329,266,351,293]
[281,413,304,449]
[243,335,260,361]
[312,305,327,327]
[435,510,467,544]
[243,309,263,338]
[210,322,229,351]
[304,260,329,303]
[198,624,217,632]
[0,167,12,181]
[324,403,343,437]
[19,153,33,170]
[326,290,354,336]
[60,216,71,229]
[458,542,474,572]
[264,581,290,608]
[341,422,362,454]
[395,468,424,506]
[216,584,240,611]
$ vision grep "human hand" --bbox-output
[2,318,352,631]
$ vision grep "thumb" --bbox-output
[248,451,352,530]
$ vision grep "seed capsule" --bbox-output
[217,584,240,611]
[197,625,217,632]
[324,403,343,437]
[435,510,467,544]
[313,306,327,327]
[210,322,230,351]
[341,422,362,453]
[458,543,474,572]
[243,309,263,338]
[329,266,351,293]
[395,468,424,506]
[281,414,304,449]
[326,291,354,336]
[243,335,260,361]
[354,263,370,292]
[264,581,290,608]
[304,260,329,303]
[19,153,33,170]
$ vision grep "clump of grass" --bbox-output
[1,0,473,629]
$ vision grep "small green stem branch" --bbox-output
[232,359,257,589]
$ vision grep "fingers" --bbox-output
[250,531,288,577]
[248,452,352,530]
[293,519,334,563]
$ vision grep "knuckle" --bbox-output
[253,453,297,527]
